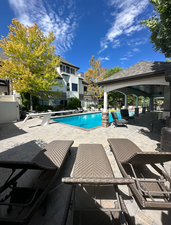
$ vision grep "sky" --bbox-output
[0,0,168,73]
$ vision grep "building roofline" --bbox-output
[60,57,80,69]
[98,70,165,85]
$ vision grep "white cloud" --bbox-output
[120,58,128,60]
[111,39,120,48]
[135,40,148,45]
[125,51,133,57]
[132,48,140,52]
[8,0,78,57]
[124,25,143,36]
[127,37,148,46]
[99,0,149,53]
[100,56,110,61]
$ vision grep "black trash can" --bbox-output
[161,127,171,151]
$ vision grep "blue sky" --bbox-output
[0,0,168,73]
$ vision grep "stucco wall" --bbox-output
[0,101,20,124]
[0,95,15,102]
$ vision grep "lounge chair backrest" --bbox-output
[111,111,118,120]
[108,138,141,162]
[120,109,129,118]
[32,140,74,169]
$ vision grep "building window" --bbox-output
[60,64,65,72]
[84,86,87,92]
[84,86,87,94]
[66,66,70,73]
[71,68,75,74]
[72,83,78,91]
[67,83,70,91]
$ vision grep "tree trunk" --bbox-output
[30,93,33,111]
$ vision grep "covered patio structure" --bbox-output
[98,61,171,127]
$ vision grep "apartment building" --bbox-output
[49,57,97,108]
[0,50,97,108]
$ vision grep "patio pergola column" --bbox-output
[150,97,154,111]
[165,68,171,127]
[135,96,139,116]
[147,98,150,112]
[124,95,127,109]
[102,91,109,127]
[142,97,146,114]
[103,91,108,112]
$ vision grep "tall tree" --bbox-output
[105,66,124,78]
[141,0,171,58]
[0,18,61,110]
[84,56,107,100]
[106,66,124,109]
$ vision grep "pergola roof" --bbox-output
[98,61,171,85]
[98,60,171,98]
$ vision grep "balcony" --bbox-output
[83,94,95,101]
[78,72,84,78]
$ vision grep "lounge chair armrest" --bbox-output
[62,177,134,185]
[122,152,171,165]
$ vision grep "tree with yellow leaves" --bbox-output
[0,19,61,110]
[84,56,107,100]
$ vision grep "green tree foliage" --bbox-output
[0,18,62,110]
[108,92,124,109]
[105,66,124,108]
[66,97,80,109]
[141,0,171,58]
[84,56,107,100]
[127,95,135,105]
[105,66,124,78]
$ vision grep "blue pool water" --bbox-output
[52,111,134,129]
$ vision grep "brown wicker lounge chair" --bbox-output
[108,138,171,210]
[0,140,74,225]
[62,144,134,225]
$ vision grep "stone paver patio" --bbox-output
[0,111,170,225]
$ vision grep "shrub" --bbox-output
[53,106,60,111]
[35,105,44,112]
[21,92,40,111]
[98,104,102,109]
[66,102,77,109]
[66,97,80,109]
[87,104,91,108]
[58,104,64,110]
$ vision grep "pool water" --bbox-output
[52,111,134,129]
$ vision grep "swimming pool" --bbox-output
[52,111,134,129]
